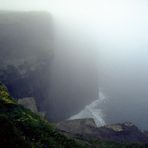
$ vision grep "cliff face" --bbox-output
[0,11,99,122]
[0,11,53,113]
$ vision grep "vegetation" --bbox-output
[0,82,86,148]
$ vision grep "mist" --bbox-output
[1,0,148,129]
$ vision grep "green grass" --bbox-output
[0,82,86,148]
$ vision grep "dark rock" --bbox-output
[56,119,148,143]
[18,97,38,113]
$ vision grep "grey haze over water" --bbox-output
[1,0,148,129]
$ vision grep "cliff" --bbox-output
[0,11,53,115]
[0,11,99,122]
[17,97,38,113]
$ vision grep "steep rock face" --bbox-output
[18,97,38,113]
[0,11,53,113]
[56,119,148,143]
[0,11,99,122]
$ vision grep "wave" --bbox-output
[69,91,106,127]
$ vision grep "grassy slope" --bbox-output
[0,82,86,148]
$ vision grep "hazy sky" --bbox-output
[0,0,148,50]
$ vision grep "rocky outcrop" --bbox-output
[56,119,148,143]
[0,11,53,113]
[18,97,38,113]
[97,122,148,143]
[56,118,97,135]
[17,97,46,119]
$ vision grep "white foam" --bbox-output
[69,91,106,127]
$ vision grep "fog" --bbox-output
[1,0,148,129]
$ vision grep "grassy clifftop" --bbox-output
[0,82,86,148]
